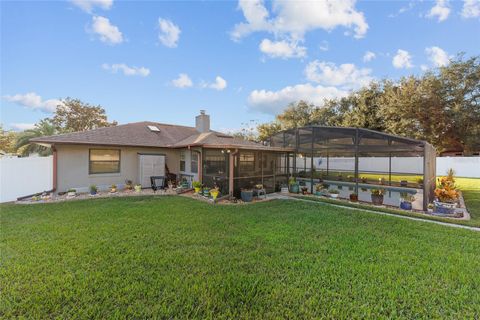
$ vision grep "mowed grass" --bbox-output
[1,197,480,319]
[456,177,480,222]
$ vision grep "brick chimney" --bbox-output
[195,110,210,133]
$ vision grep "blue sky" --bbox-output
[1,0,479,132]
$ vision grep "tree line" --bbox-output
[1,98,116,156]
[254,54,480,155]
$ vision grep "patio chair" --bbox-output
[150,176,166,193]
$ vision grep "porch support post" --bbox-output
[228,149,237,196]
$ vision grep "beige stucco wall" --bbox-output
[55,144,181,193]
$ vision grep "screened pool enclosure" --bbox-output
[268,126,436,211]
[200,126,435,211]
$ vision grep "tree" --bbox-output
[51,97,117,132]
[15,120,57,156]
[0,125,18,154]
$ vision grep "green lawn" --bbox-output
[1,197,480,318]
[456,177,480,222]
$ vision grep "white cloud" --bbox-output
[158,18,181,48]
[248,83,347,115]
[426,0,450,22]
[172,73,193,88]
[461,0,480,18]
[259,38,306,59]
[90,16,123,44]
[3,92,63,113]
[319,41,329,52]
[204,76,227,91]
[9,123,36,131]
[102,63,150,76]
[232,0,368,40]
[425,46,450,67]
[71,0,113,13]
[363,51,376,62]
[304,61,372,89]
[392,49,413,69]
[420,64,429,71]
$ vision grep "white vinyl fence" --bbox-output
[297,156,480,178]
[436,157,480,178]
[0,156,53,203]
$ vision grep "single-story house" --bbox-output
[31,111,292,197]
[31,111,436,210]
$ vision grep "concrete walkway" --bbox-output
[268,193,480,232]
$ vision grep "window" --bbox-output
[89,149,120,174]
[191,152,198,173]
[180,151,186,172]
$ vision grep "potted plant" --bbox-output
[89,185,97,196]
[328,189,340,198]
[110,184,117,193]
[400,180,408,187]
[280,184,289,194]
[400,193,415,210]
[210,187,220,200]
[349,192,358,202]
[192,180,202,194]
[347,175,354,182]
[433,175,458,214]
[300,186,308,195]
[134,184,142,193]
[371,189,384,205]
[202,187,210,197]
[361,176,368,183]
[378,177,386,185]
[315,184,323,196]
[67,188,76,197]
[288,177,299,194]
[241,188,254,202]
[125,179,134,191]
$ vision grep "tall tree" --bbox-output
[15,120,57,156]
[0,125,18,154]
[51,97,117,132]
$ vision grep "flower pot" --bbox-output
[371,194,384,205]
[400,180,408,187]
[315,191,322,196]
[330,193,339,199]
[349,194,358,202]
[289,184,299,194]
[202,189,210,197]
[301,187,308,195]
[134,185,142,193]
[210,191,219,200]
[241,190,253,202]
[90,191,97,196]
[400,201,412,210]
[110,189,117,193]
[67,192,76,197]
[434,201,456,214]
[280,187,289,194]
[194,187,201,194]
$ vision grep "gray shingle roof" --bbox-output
[30,121,287,151]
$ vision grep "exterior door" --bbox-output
[138,154,165,188]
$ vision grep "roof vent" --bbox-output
[147,125,160,132]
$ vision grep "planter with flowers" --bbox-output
[434,170,459,215]
[328,189,340,198]
[210,187,220,201]
[134,184,142,193]
[371,189,385,205]
[192,181,202,194]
